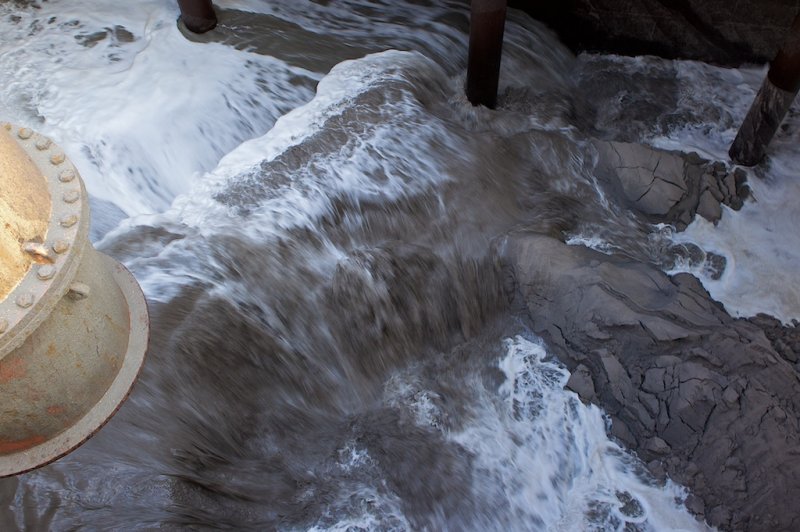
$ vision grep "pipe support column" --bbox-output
[466,0,507,109]
[177,0,217,34]
[730,13,800,166]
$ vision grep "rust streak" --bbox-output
[0,435,46,454]
[0,358,26,383]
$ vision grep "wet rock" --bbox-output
[504,233,800,531]
[657,242,727,281]
[566,363,596,401]
[705,252,727,281]
[696,189,722,222]
[593,141,686,216]
[514,0,797,66]
[644,436,670,455]
[685,493,705,516]
[592,140,749,230]
[749,313,800,366]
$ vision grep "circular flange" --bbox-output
[0,255,148,477]
[0,123,90,358]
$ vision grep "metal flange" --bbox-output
[0,124,149,476]
[0,123,91,357]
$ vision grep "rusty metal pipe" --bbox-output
[177,0,217,34]
[729,13,800,166]
[0,124,148,477]
[466,0,507,109]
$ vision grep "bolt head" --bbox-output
[63,190,80,204]
[59,169,76,182]
[16,293,34,308]
[60,214,78,228]
[53,240,70,254]
[37,265,56,280]
[50,152,66,165]
[35,137,52,150]
[17,127,32,139]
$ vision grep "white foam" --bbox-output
[0,2,727,527]
[395,335,707,531]
[0,0,317,217]
[651,63,800,323]
[171,50,457,234]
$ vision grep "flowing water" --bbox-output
[1,0,798,529]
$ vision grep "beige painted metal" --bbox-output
[0,123,149,477]
[0,127,50,300]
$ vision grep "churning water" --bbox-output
[1,0,797,529]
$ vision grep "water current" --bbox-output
[1,0,798,529]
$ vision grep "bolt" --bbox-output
[53,240,70,254]
[22,242,52,262]
[60,214,78,228]
[37,265,56,280]
[0,318,7,334]
[16,293,34,308]
[68,282,90,300]
[58,169,76,182]
[50,152,66,165]
[17,128,32,139]
[35,137,52,150]
[63,190,80,204]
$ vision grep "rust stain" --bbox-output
[0,358,26,383]
[46,405,65,416]
[0,435,46,454]
[46,343,57,357]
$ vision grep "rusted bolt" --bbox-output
[37,265,56,280]
[67,282,90,300]
[52,240,70,254]
[35,137,52,150]
[16,293,34,308]
[22,242,53,262]
[63,190,80,204]
[50,152,66,165]
[17,128,32,139]
[58,169,75,182]
[60,214,78,228]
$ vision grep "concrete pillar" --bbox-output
[466,0,507,109]
[177,0,217,34]
[729,13,800,166]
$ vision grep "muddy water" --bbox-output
[0,0,771,529]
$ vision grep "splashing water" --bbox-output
[6,0,794,529]
[573,54,800,323]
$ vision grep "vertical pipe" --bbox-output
[177,0,217,34]
[729,13,800,166]
[466,0,508,109]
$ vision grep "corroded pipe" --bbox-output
[729,13,800,166]
[466,0,507,109]
[177,0,217,34]
[0,124,148,477]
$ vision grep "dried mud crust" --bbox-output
[504,233,800,531]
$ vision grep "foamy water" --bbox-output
[2,0,786,529]
[587,56,800,323]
